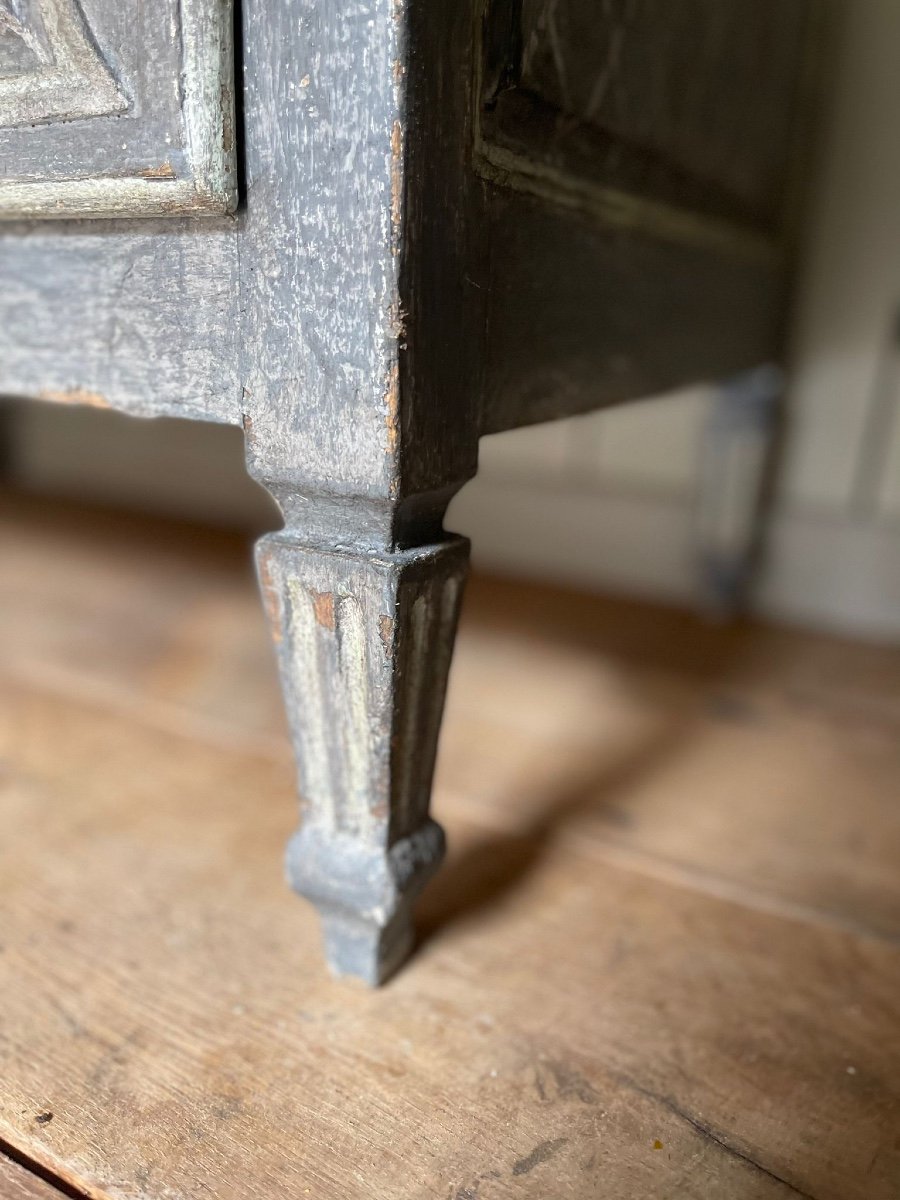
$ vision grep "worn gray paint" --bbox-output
[0,220,242,420]
[0,0,827,981]
[238,0,411,518]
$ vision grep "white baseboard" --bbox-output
[449,477,900,642]
[10,401,900,641]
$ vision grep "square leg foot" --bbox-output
[319,906,416,986]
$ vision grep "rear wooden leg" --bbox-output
[695,364,784,615]
[255,528,468,984]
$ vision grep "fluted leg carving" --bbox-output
[255,529,469,984]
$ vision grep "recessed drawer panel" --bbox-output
[0,0,236,219]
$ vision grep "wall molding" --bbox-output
[449,477,900,641]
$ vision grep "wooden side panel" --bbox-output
[482,191,783,433]
[476,0,831,433]
[0,0,832,483]
[514,0,810,230]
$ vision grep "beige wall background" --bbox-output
[10,0,900,639]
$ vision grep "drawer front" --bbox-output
[0,0,236,219]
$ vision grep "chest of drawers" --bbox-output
[0,0,828,982]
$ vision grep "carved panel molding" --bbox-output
[0,0,127,127]
[0,0,236,219]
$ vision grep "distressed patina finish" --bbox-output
[0,0,830,980]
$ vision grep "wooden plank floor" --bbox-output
[1,492,899,1200]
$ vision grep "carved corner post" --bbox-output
[238,0,485,980]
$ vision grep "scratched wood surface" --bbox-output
[1,492,899,1200]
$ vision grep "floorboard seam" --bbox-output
[613,1073,820,1200]
[446,794,900,949]
[0,1136,108,1200]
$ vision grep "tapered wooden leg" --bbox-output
[696,364,784,615]
[255,528,468,984]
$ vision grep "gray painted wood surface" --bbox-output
[475,0,830,432]
[485,0,814,235]
[0,0,829,981]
